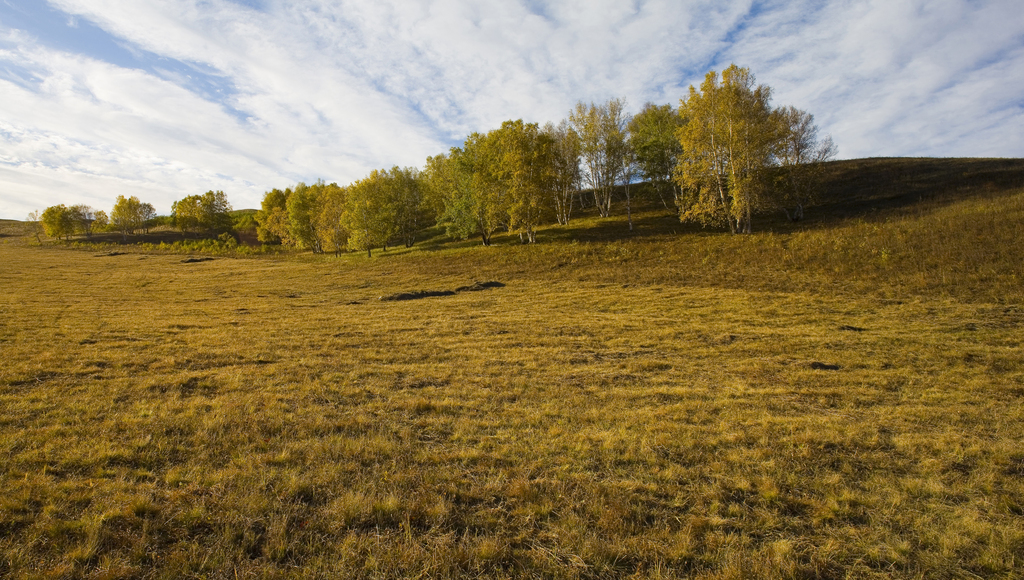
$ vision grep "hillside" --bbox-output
[1,158,1022,578]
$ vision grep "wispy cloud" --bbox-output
[0,0,1021,219]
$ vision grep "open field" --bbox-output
[2,159,1024,578]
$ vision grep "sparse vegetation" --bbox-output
[1,157,1023,578]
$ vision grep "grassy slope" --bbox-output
[1,158,1023,579]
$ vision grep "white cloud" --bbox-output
[0,0,1021,219]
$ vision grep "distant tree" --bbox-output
[343,170,398,257]
[629,102,683,209]
[111,195,146,240]
[200,191,232,231]
[68,204,98,237]
[388,167,425,248]
[26,210,43,243]
[171,195,204,236]
[92,210,109,232]
[423,151,475,241]
[543,120,582,225]
[41,205,76,240]
[775,106,837,221]
[140,202,158,233]
[287,182,327,253]
[491,119,552,243]
[311,181,348,255]
[569,98,628,218]
[675,65,778,234]
[462,132,511,245]
[423,139,506,246]
[256,188,293,245]
[232,212,258,235]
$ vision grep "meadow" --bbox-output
[1,158,1023,578]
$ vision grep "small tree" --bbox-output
[629,102,683,209]
[200,191,232,231]
[287,182,326,253]
[256,188,292,245]
[140,202,158,233]
[172,195,204,236]
[343,170,398,257]
[675,65,778,234]
[68,205,98,237]
[775,106,837,221]
[26,210,44,243]
[569,98,628,218]
[93,210,109,232]
[41,205,76,240]
[111,195,145,241]
[543,120,581,225]
[389,167,424,248]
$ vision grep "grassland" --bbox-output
[2,158,1024,578]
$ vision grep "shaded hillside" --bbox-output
[808,157,1024,223]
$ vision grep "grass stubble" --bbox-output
[1,171,1023,578]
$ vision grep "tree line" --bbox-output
[33,65,835,252]
[34,190,239,243]
[254,65,835,255]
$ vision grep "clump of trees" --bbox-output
[110,196,157,240]
[171,190,233,236]
[676,65,836,232]
[39,204,110,240]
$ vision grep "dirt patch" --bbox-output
[379,281,505,302]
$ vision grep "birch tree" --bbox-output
[287,181,326,253]
[110,195,145,240]
[543,120,581,225]
[171,195,204,236]
[387,166,425,248]
[343,170,398,257]
[172,191,231,236]
[256,188,292,245]
[569,98,628,218]
[41,205,76,240]
[491,119,551,243]
[26,210,43,243]
[629,102,683,209]
[69,205,99,237]
[675,65,778,234]
[776,106,837,221]
[423,136,507,246]
[315,182,348,255]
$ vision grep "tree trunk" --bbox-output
[625,182,633,231]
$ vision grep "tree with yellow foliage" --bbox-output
[675,65,778,233]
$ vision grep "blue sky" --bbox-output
[1,0,1022,218]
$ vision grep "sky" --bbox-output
[1,0,1022,219]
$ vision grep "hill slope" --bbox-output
[1,157,1023,578]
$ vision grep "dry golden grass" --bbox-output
[2,180,1024,578]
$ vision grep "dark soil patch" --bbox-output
[379,281,505,302]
